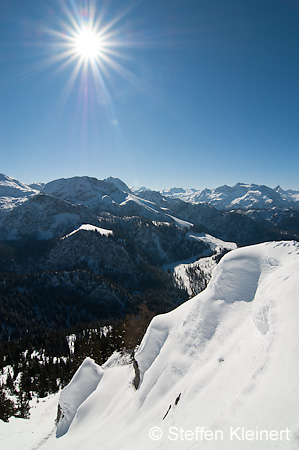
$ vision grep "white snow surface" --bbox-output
[56,358,104,438]
[188,231,237,252]
[3,241,299,449]
[62,224,113,239]
[0,394,59,450]
[120,193,160,214]
[165,214,193,228]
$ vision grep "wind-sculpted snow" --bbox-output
[135,315,171,388]
[7,241,299,450]
[56,358,104,438]
[211,253,261,303]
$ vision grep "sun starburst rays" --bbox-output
[45,4,127,108]
[20,0,168,133]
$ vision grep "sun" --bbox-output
[74,28,103,62]
[42,0,155,118]
[44,2,140,86]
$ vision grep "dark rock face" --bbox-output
[133,358,140,390]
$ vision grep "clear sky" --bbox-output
[0,0,298,190]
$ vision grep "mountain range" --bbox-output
[2,173,299,212]
[0,173,299,338]
[160,182,299,210]
[1,173,299,243]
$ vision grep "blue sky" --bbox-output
[0,0,298,190]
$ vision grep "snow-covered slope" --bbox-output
[161,182,299,211]
[62,224,113,239]
[164,233,237,296]
[0,394,59,450]
[28,182,45,191]
[33,240,299,450]
[46,222,142,280]
[0,173,38,210]
[275,185,299,203]
[41,176,196,227]
[0,193,99,240]
[42,176,130,209]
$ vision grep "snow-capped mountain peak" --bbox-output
[102,176,131,193]
[0,173,39,210]
[0,173,38,197]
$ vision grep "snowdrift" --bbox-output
[56,358,104,437]
[47,241,299,450]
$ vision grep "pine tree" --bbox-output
[16,391,30,419]
[0,386,16,422]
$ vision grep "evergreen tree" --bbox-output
[0,386,16,422]
[16,391,30,419]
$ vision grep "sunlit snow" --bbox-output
[2,241,299,450]
[62,224,113,239]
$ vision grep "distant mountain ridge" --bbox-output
[0,173,294,245]
[0,173,298,246]
[160,182,299,211]
[2,173,299,214]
